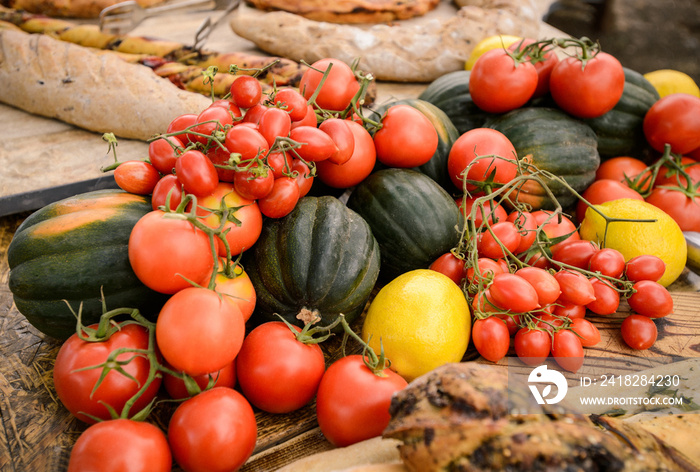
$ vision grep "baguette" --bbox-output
[0,0,165,18]
[229,1,542,82]
[0,28,210,140]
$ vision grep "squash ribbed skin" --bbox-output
[244,196,380,328]
[586,67,660,161]
[8,190,168,340]
[347,168,463,280]
[485,107,600,211]
[371,98,460,190]
[418,70,495,135]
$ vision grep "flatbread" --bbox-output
[0,0,165,18]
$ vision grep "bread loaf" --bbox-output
[0,29,210,140]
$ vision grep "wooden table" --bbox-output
[1,3,700,471]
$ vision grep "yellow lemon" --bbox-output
[361,269,471,382]
[465,34,522,70]
[579,199,687,287]
[643,69,700,98]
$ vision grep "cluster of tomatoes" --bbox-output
[61,58,446,472]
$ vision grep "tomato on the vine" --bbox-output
[469,48,538,113]
[549,51,625,119]
[163,360,237,400]
[595,156,651,187]
[54,323,162,424]
[553,270,596,306]
[299,58,360,112]
[233,164,274,200]
[472,316,510,363]
[230,75,263,109]
[155,287,245,376]
[550,239,599,270]
[168,387,257,472]
[621,314,657,350]
[429,252,467,285]
[576,179,644,223]
[643,92,700,154]
[129,210,214,294]
[586,278,620,315]
[645,186,700,232]
[508,38,559,98]
[489,273,540,313]
[148,135,182,175]
[258,106,292,147]
[151,174,183,211]
[551,329,584,372]
[175,150,219,197]
[477,221,522,259]
[257,176,300,218]
[289,125,339,162]
[315,355,407,447]
[236,321,326,414]
[624,254,665,282]
[570,318,601,347]
[514,328,551,365]
[316,120,376,188]
[273,88,308,121]
[68,419,171,472]
[514,266,561,306]
[114,160,160,195]
[627,280,674,318]
[465,257,506,285]
[373,104,438,168]
[319,118,355,165]
[506,210,538,253]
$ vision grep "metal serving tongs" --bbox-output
[191,0,241,50]
[99,0,217,35]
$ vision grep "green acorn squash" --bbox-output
[346,168,463,280]
[370,98,460,191]
[7,189,169,340]
[243,196,380,328]
[585,67,660,161]
[418,70,496,135]
[485,107,601,211]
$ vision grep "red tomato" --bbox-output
[224,126,270,164]
[148,135,183,175]
[477,221,522,259]
[549,51,625,118]
[627,280,674,318]
[586,278,620,315]
[489,273,541,313]
[645,186,700,232]
[273,88,308,121]
[290,104,318,129]
[552,301,586,319]
[68,419,171,472]
[531,210,580,251]
[469,48,538,113]
[236,321,326,413]
[534,313,565,332]
[167,113,198,144]
[299,58,360,112]
[257,176,300,218]
[290,158,314,197]
[624,254,665,282]
[588,248,626,278]
[465,258,506,286]
[472,316,510,363]
[595,156,651,187]
[258,106,292,147]
[230,75,262,109]
[514,328,551,365]
[242,103,267,125]
[643,93,700,154]
[209,260,256,321]
[570,318,601,347]
[373,104,439,167]
[193,105,238,141]
[316,120,376,188]
[289,125,339,162]
[553,270,596,306]
[175,150,219,197]
[168,387,257,472]
[655,156,700,188]
[508,38,559,98]
[576,179,644,223]
[319,118,355,165]
[163,360,237,400]
[233,164,275,200]
[267,151,293,179]
[198,182,263,257]
[429,252,467,285]
[514,266,561,306]
[129,210,214,294]
[551,239,599,270]
[114,160,160,195]
[459,196,507,227]
[551,329,584,372]
[621,314,658,350]
[151,174,184,211]
[315,355,407,447]
[506,210,538,253]
[155,287,246,376]
[54,323,162,424]
[471,289,500,315]
[447,128,518,192]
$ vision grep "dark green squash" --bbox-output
[243,196,380,328]
[370,98,460,191]
[7,189,169,340]
[585,67,660,161]
[485,107,600,211]
[346,168,463,280]
[418,70,496,135]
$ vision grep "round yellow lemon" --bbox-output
[465,34,522,70]
[579,199,687,287]
[643,69,700,98]
[361,269,471,382]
